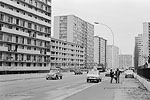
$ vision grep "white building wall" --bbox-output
[119,55,132,69]
[94,36,107,68]
[54,15,94,68]
[107,45,119,69]
[143,22,149,62]
[0,0,52,72]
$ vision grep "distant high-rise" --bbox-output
[143,22,150,64]
[119,55,132,69]
[54,15,94,68]
[0,0,52,74]
[106,45,119,69]
[94,36,107,69]
[134,34,144,68]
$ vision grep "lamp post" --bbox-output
[94,22,114,45]
[94,22,114,69]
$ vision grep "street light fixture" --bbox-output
[94,22,114,45]
[94,22,115,69]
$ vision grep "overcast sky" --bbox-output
[52,0,150,55]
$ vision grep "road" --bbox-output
[0,72,150,100]
[0,72,102,100]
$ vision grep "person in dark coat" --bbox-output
[115,68,120,83]
[110,69,114,83]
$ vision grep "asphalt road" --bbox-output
[0,72,102,100]
[1,72,149,100]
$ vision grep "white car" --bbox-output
[124,70,134,78]
[87,70,102,83]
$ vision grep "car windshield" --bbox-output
[125,70,133,73]
[49,70,59,73]
[88,71,98,75]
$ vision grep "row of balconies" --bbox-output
[50,48,84,54]
[1,27,50,42]
[51,42,84,50]
[0,46,51,56]
[1,0,51,24]
[1,57,50,63]
[50,54,84,59]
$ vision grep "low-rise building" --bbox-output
[50,38,85,69]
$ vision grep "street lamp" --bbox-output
[94,22,114,45]
[94,22,115,69]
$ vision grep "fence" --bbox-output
[137,68,150,81]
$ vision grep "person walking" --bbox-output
[115,68,120,83]
[110,69,114,83]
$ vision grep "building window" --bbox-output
[0,13,4,21]
[16,19,19,25]
[0,33,3,40]
[28,22,32,28]
[27,39,31,44]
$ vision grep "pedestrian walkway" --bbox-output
[113,74,150,100]
[63,74,150,100]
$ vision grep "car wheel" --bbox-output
[55,75,58,80]
[46,78,48,80]
[60,76,62,79]
[87,79,90,83]
[96,80,99,83]
[99,79,101,82]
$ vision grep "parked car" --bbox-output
[124,70,134,78]
[74,69,83,75]
[87,70,102,83]
[105,71,110,77]
[46,69,63,80]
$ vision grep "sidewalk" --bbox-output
[0,72,74,82]
[113,74,150,100]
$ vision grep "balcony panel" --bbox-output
[0,6,51,27]
[0,46,8,51]
[1,0,51,20]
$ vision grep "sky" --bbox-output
[52,0,150,55]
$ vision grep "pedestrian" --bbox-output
[115,68,120,83]
[110,69,114,83]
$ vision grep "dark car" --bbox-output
[46,69,63,80]
[74,69,83,75]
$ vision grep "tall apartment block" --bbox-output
[119,55,132,69]
[134,34,145,68]
[106,45,119,69]
[94,36,107,69]
[0,0,52,74]
[51,38,85,69]
[54,15,94,68]
[143,22,150,64]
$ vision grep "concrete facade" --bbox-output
[50,38,85,69]
[134,34,145,67]
[106,45,119,69]
[143,22,150,64]
[54,15,94,68]
[119,54,132,69]
[94,36,107,68]
[0,0,52,73]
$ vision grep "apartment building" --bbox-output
[54,15,94,68]
[143,22,150,64]
[106,45,119,69]
[0,0,51,74]
[50,38,85,69]
[134,34,145,68]
[119,54,132,69]
[94,36,107,69]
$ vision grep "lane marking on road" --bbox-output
[44,82,98,100]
